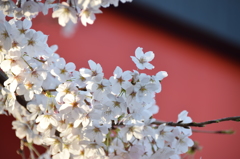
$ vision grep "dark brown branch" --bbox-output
[0,69,8,86]
[0,69,28,107]
[152,116,240,128]
[16,95,28,107]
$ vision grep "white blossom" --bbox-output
[109,66,132,95]
[0,20,12,50]
[22,1,40,19]
[36,113,58,130]
[0,49,25,75]
[52,2,77,27]
[51,58,76,83]
[0,7,196,159]
[80,8,102,26]
[131,47,155,70]
[80,60,104,82]
[84,122,108,144]
[12,120,34,143]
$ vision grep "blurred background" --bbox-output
[1,0,240,158]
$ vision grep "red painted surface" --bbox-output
[0,9,240,158]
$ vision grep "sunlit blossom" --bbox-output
[0,4,195,159]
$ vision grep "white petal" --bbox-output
[1,60,11,71]
[10,80,18,92]
[79,68,92,77]
[156,71,168,81]
[62,149,70,159]
[96,63,103,73]
[122,71,132,80]
[74,119,82,128]
[144,51,155,61]
[23,19,32,29]
[36,115,44,123]
[26,91,34,101]
[88,60,96,70]
[133,128,143,139]
[136,63,145,70]
[95,132,103,143]
[112,84,121,94]
[33,86,42,94]
[65,62,76,72]
[16,85,26,95]
[144,63,154,70]
[114,66,122,77]
[126,131,133,141]
[50,116,58,126]
[135,47,143,59]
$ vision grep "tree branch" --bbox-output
[1,69,240,130]
[0,69,8,86]
[0,69,88,108]
[152,116,240,128]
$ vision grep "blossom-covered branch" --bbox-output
[152,116,240,128]
[0,0,239,158]
[0,10,195,158]
[0,0,132,28]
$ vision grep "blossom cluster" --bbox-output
[0,0,132,27]
[0,10,194,159]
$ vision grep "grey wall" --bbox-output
[134,0,240,45]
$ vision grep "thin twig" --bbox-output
[192,129,235,134]
[17,140,26,159]
[29,147,35,159]
[17,150,26,159]
[31,144,41,157]
[24,142,36,159]
[151,116,240,128]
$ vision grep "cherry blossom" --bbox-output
[52,2,78,27]
[80,8,102,26]
[51,58,76,82]
[22,1,40,20]
[12,120,34,143]
[110,66,132,95]
[0,20,12,50]
[131,47,155,70]
[0,4,196,159]
[0,49,25,75]
[16,81,42,101]
[36,113,58,130]
[80,60,104,82]
[0,0,133,28]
